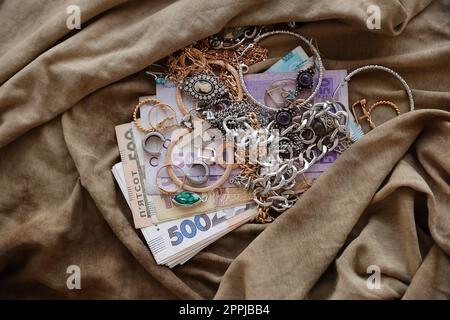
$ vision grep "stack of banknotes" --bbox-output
[112,47,364,268]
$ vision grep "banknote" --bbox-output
[113,125,338,267]
[244,70,348,106]
[244,70,363,140]
[132,100,238,191]
[166,214,252,268]
[141,203,256,266]
[156,78,341,188]
[112,161,256,267]
[116,121,253,225]
[303,151,338,181]
[263,46,364,140]
[115,122,153,228]
[112,161,197,265]
[158,73,363,142]
[265,46,315,73]
[157,69,346,117]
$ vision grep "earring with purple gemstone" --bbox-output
[295,65,315,93]
[273,107,296,129]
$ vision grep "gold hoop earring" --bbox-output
[147,102,178,131]
[133,98,161,133]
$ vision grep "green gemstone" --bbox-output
[312,121,327,136]
[173,192,201,206]
[156,77,166,85]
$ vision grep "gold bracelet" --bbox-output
[147,102,178,131]
[164,129,233,193]
[156,164,186,195]
[368,100,401,120]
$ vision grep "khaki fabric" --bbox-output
[0,0,449,299]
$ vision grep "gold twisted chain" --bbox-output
[238,112,274,223]
[167,42,267,100]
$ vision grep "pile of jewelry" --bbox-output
[113,23,415,266]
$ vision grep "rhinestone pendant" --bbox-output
[203,110,216,120]
[180,73,227,102]
[172,191,208,207]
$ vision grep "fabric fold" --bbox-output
[1,0,449,299]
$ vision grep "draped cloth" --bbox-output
[0,0,449,299]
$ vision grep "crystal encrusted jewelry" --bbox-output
[180,72,228,102]
[175,59,243,117]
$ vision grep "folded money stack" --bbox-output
[112,31,364,267]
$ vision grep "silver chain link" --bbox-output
[229,101,353,211]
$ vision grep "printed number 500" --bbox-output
[168,214,214,246]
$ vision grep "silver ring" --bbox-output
[186,160,210,186]
[142,131,165,156]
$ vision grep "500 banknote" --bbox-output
[115,122,253,227]
[112,161,257,267]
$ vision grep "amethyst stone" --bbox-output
[276,111,292,126]
[297,71,313,87]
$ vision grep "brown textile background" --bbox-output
[0,0,449,299]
